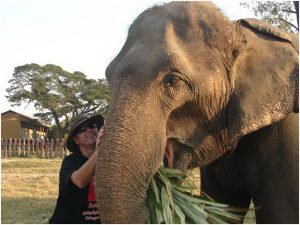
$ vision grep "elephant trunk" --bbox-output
[95,110,165,223]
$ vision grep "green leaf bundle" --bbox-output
[146,167,246,224]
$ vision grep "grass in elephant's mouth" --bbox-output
[146,167,247,224]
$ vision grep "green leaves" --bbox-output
[146,167,245,224]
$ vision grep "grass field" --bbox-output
[1,158,254,224]
[1,158,62,224]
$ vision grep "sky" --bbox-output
[0,0,256,118]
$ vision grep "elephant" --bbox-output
[95,1,299,224]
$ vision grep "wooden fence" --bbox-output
[1,138,69,159]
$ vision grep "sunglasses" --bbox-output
[75,122,98,134]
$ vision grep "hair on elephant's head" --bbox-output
[95,2,298,223]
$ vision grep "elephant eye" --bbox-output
[163,75,180,87]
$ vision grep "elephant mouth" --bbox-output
[164,138,195,170]
[164,139,175,168]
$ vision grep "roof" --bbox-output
[1,110,50,128]
[1,109,35,120]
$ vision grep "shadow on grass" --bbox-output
[1,196,57,224]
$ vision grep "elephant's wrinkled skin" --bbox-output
[95,2,298,223]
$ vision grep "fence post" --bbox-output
[50,139,54,158]
[12,138,16,157]
[55,138,59,158]
[3,138,8,158]
[41,139,45,158]
[60,138,65,158]
[1,139,3,158]
[2,139,7,158]
[17,138,21,157]
[45,138,49,158]
[34,139,37,157]
[8,138,13,157]
[10,138,16,157]
[30,139,35,157]
[5,139,8,158]
[7,138,12,158]
[4,139,8,158]
[35,139,40,158]
[21,138,25,157]
[26,138,31,157]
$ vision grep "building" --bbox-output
[1,110,49,139]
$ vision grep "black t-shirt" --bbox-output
[49,152,100,224]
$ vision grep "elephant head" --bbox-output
[95,2,298,223]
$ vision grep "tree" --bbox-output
[6,63,110,138]
[240,1,299,33]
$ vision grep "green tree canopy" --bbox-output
[241,1,299,33]
[6,63,110,138]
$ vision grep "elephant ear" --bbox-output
[227,19,299,148]
[238,18,293,44]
